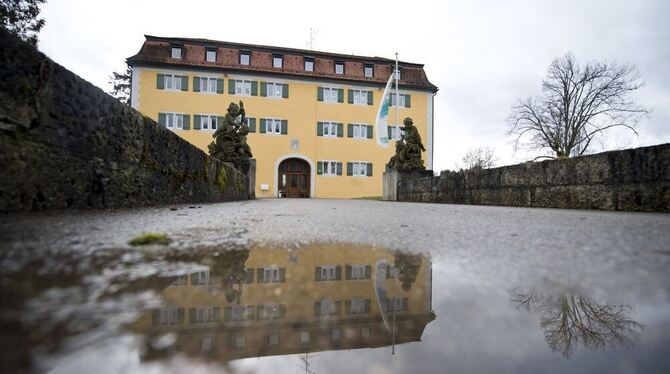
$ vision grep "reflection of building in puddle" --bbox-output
[130,244,435,363]
[509,289,643,357]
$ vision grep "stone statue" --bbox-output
[387,117,426,170]
[208,101,253,166]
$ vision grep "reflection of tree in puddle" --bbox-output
[510,289,643,357]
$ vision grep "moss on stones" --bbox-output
[128,232,171,246]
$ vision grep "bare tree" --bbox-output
[108,66,132,106]
[510,289,643,357]
[508,53,648,159]
[0,0,46,46]
[461,146,498,170]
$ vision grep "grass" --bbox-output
[128,233,171,246]
[355,196,383,201]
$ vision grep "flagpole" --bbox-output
[395,53,399,129]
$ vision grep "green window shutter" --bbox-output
[259,119,266,133]
[317,122,323,136]
[317,87,324,101]
[181,76,188,91]
[317,162,323,175]
[365,299,371,313]
[183,114,190,130]
[224,307,232,321]
[228,79,236,94]
[367,91,373,105]
[347,124,353,138]
[337,123,343,137]
[279,268,286,282]
[337,88,344,103]
[346,265,352,280]
[365,265,371,279]
[216,78,224,94]
[193,77,200,92]
[156,73,164,89]
[345,300,351,315]
[193,115,201,130]
[347,89,354,104]
[387,126,393,139]
[257,269,265,283]
[366,163,373,176]
[260,82,267,97]
[280,120,288,134]
[314,301,321,316]
[335,266,342,280]
[157,113,166,126]
[251,81,258,96]
[189,308,196,323]
[405,94,411,108]
[366,125,373,139]
[282,84,289,98]
[248,118,256,132]
[389,94,393,106]
[336,162,342,176]
[182,114,190,130]
[347,162,353,176]
[217,116,225,129]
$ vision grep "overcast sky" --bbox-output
[38,0,670,171]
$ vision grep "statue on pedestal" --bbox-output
[387,117,426,170]
[208,101,253,167]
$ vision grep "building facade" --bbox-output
[127,36,438,198]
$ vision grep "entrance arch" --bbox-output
[275,155,314,198]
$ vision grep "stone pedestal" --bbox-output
[246,159,256,200]
[383,167,433,201]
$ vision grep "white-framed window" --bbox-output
[335,62,344,74]
[352,124,368,139]
[198,114,218,131]
[389,125,404,140]
[320,161,339,176]
[304,59,314,71]
[331,329,341,340]
[319,299,337,315]
[170,275,188,287]
[206,49,216,62]
[191,271,210,286]
[164,112,184,130]
[235,80,252,96]
[323,122,338,137]
[240,51,250,65]
[159,307,179,325]
[322,87,339,103]
[364,65,373,77]
[352,90,369,105]
[320,265,336,280]
[231,305,254,321]
[350,265,366,280]
[266,82,284,98]
[235,336,246,348]
[300,331,310,344]
[352,162,370,177]
[195,307,216,323]
[163,74,184,91]
[265,118,282,134]
[171,47,182,59]
[391,93,407,107]
[263,267,281,282]
[269,334,279,345]
[259,304,282,319]
[273,55,283,68]
[350,299,366,314]
[198,77,217,93]
[361,327,370,337]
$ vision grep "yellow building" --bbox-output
[130,244,434,363]
[127,36,438,198]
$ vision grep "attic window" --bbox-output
[206,49,216,62]
[364,64,373,77]
[273,54,283,68]
[170,46,182,59]
[240,50,250,65]
[335,61,344,75]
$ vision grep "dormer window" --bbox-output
[240,50,250,65]
[304,57,314,72]
[273,54,283,68]
[335,62,344,75]
[364,64,373,77]
[206,48,216,62]
[170,46,182,59]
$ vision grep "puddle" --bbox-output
[0,243,668,373]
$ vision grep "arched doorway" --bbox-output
[278,158,311,198]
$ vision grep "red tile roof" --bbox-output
[127,35,438,92]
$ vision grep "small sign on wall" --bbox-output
[260,184,269,191]
[291,139,300,150]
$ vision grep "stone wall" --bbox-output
[398,144,670,212]
[0,30,250,212]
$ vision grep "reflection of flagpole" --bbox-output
[395,53,399,129]
[392,264,397,355]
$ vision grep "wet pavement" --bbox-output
[1,199,669,373]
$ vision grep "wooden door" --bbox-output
[278,158,310,198]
